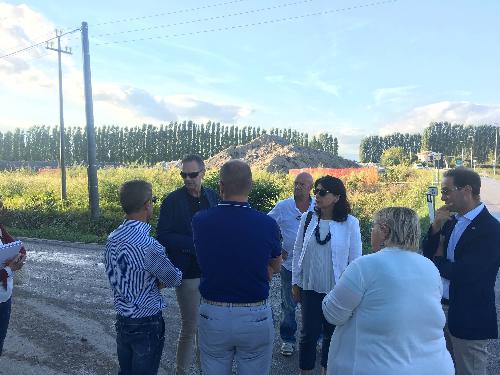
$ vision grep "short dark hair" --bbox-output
[119,180,152,214]
[443,167,481,196]
[314,175,351,222]
[181,154,205,169]
[220,160,252,196]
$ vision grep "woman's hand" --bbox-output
[292,284,302,303]
[5,254,26,272]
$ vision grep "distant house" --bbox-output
[417,151,442,163]
[417,151,445,168]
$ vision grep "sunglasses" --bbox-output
[180,170,203,179]
[313,188,332,197]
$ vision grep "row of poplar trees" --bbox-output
[0,121,339,164]
[359,122,499,163]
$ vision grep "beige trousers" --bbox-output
[443,303,489,375]
[175,278,201,375]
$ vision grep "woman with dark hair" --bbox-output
[0,196,26,356]
[292,176,362,375]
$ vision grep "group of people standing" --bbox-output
[104,154,500,375]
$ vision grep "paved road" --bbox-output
[2,177,500,374]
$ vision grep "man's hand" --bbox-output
[5,254,26,272]
[292,284,301,303]
[281,250,288,261]
[431,206,451,234]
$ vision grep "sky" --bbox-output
[0,0,499,160]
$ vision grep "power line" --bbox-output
[82,0,317,39]
[0,28,81,60]
[94,0,248,26]
[95,0,398,46]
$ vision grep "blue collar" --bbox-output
[122,219,151,233]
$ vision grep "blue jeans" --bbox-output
[198,302,274,375]
[0,298,12,356]
[115,312,165,375]
[280,267,297,344]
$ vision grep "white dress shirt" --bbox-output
[442,203,484,299]
[268,197,315,270]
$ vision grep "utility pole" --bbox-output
[81,22,100,218]
[46,30,72,201]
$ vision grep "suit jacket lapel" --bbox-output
[454,207,488,258]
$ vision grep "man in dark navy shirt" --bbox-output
[192,159,282,375]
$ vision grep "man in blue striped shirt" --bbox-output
[105,180,182,375]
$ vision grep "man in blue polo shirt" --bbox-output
[192,159,282,375]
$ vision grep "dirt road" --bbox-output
[2,177,500,374]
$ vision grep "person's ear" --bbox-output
[219,180,224,196]
[378,223,390,239]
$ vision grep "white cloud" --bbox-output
[0,2,253,127]
[379,101,500,135]
[373,85,419,106]
[93,85,252,123]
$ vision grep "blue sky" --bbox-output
[0,0,499,160]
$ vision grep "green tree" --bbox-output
[380,147,408,166]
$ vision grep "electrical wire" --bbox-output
[94,0,248,26]
[95,0,397,46]
[81,0,317,39]
[0,27,81,60]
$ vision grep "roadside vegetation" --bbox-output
[0,166,434,252]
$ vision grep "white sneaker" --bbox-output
[280,342,294,356]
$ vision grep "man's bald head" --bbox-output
[220,160,253,198]
[294,172,314,200]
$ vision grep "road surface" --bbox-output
[2,177,500,374]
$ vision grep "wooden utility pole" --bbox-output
[81,22,100,218]
[46,30,72,200]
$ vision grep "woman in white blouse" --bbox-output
[292,176,362,375]
[322,207,454,375]
[0,196,26,356]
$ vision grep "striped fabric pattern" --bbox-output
[105,219,182,318]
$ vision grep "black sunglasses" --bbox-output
[180,170,203,179]
[313,188,332,197]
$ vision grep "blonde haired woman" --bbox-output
[322,207,454,375]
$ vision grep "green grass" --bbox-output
[0,166,435,250]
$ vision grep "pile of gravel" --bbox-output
[205,134,358,173]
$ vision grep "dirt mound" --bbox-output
[205,134,358,173]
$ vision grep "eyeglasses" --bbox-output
[180,170,203,179]
[313,188,332,197]
[440,186,463,196]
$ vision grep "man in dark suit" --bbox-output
[423,167,500,375]
[157,154,218,375]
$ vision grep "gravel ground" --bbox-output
[1,176,499,374]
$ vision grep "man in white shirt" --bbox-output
[268,172,314,356]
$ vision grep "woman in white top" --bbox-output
[322,207,454,375]
[292,176,362,375]
[0,196,26,356]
